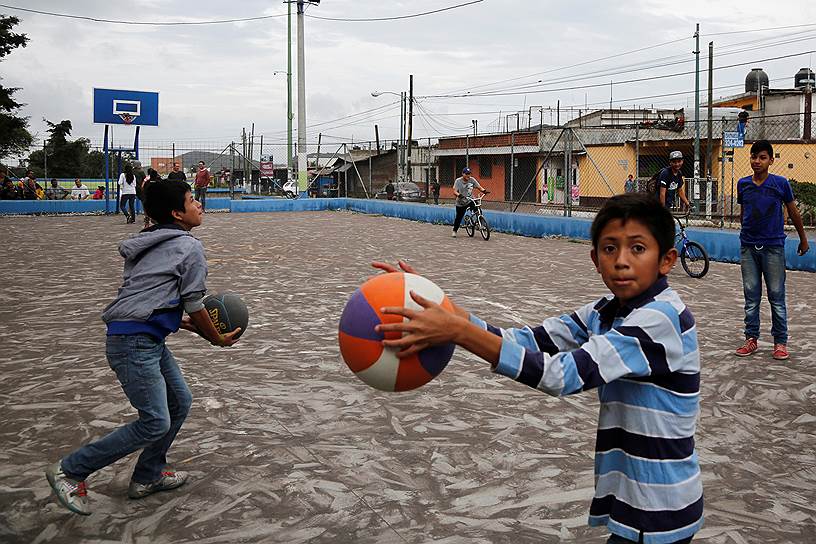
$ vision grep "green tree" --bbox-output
[0,15,32,161]
[28,123,134,179]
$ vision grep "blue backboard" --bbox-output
[93,88,159,126]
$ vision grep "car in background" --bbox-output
[282,179,298,198]
[374,181,425,202]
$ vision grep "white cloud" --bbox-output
[3,0,815,156]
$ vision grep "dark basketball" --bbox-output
[203,293,249,339]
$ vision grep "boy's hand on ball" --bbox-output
[378,291,461,357]
[371,260,418,275]
[213,327,242,347]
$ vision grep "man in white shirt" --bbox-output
[71,179,90,200]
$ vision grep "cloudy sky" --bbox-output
[3,0,816,153]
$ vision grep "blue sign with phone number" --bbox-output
[724,131,744,148]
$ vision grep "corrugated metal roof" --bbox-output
[433,145,540,157]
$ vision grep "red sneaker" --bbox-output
[735,338,758,357]
[772,344,789,360]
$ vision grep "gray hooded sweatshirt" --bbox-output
[102,224,207,339]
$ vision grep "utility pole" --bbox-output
[250,122,255,189]
[706,41,714,178]
[400,91,406,180]
[296,0,314,195]
[693,23,701,181]
[241,128,247,191]
[407,74,414,183]
[287,1,294,180]
[316,132,322,171]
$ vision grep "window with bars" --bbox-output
[478,156,492,178]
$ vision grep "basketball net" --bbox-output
[119,113,135,125]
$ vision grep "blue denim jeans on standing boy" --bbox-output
[740,245,787,344]
[61,334,192,484]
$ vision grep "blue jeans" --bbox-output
[61,334,193,484]
[120,194,136,220]
[195,187,207,210]
[740,245,787,344]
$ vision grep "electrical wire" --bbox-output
[0,3,286,25]
[421,50,816,98]
[305,0,484,22]
[0,1,483,26]
[427,35,816,98]
[440,23,816,96]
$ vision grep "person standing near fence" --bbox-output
[655,151,690,209]
[624,174,636,194]
[167,162,187,183]
[431,178,440,204]
[451,167,485,238]
[734,140,809,361]
[118,164,137,223]
[140,168,162,229]
[194,161,211,211]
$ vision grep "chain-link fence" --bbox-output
[431,112,816,226]
[4,112,815,227]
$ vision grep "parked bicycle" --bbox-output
[463,191,491,241]
[673,211,709,278]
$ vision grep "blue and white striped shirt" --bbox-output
[470,277,703,544]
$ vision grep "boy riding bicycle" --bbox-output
[451,167,486,238]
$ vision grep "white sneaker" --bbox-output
[451,230,457,238]
[45,460,91,515]
[128,470,189,499]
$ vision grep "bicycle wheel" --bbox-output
[681,241,710,278]
[478,215,490,241]
[464,215,475,237]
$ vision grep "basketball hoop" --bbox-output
[119,113,134,125]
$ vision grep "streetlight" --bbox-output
[372,91,406,180]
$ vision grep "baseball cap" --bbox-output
[462,167,471,174]
[669,151,683,160]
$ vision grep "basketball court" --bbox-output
[0,211,814,543]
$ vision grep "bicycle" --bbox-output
[463,191,491,241]
[673,211,710,278]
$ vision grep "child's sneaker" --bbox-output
[128,470,188,499]
[451,230,457,238]
[45,460,91,515]
[735,337,758,357]
[772,344,789,360]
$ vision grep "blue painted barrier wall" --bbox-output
[2,196,813,271]
[0,197,232,215]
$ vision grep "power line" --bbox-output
[305,0,484,22]
[704,22,816,36]
[0,1,483,26]
[0,3,287,25]
[440,23,816,96]
[430,35,816,98]
[421,49,816,98]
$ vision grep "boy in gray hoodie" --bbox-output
[46,180,242,515]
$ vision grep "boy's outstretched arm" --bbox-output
[785,201,810,255]
[185,309,241,347]
[377,291,502,364]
